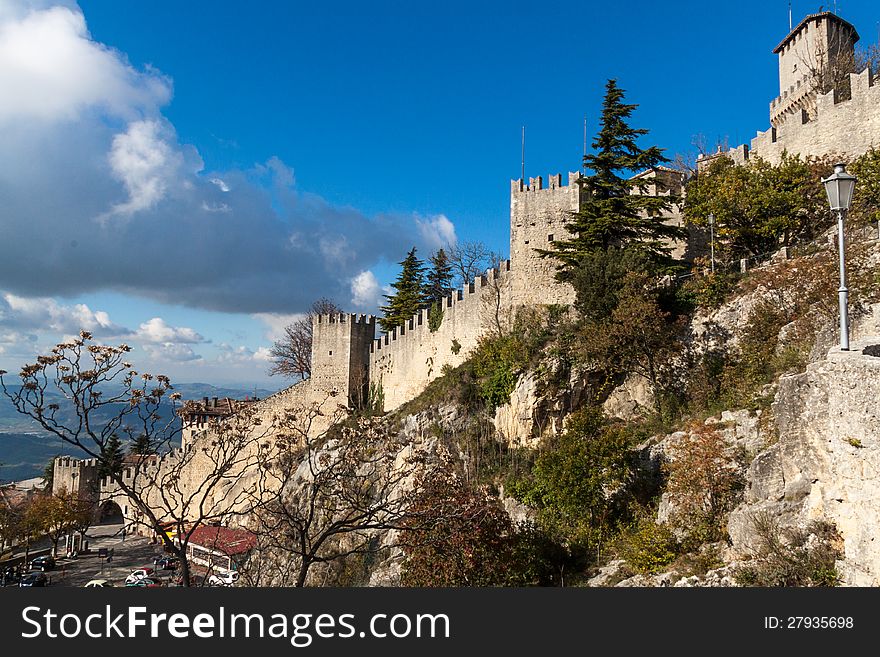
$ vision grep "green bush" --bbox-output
[617,517,678,574]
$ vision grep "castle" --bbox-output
[54,10,879,538]
[700,11,880,168]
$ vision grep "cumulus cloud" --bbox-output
[0,3,170,124]
[253,313,304,341]
[0,292,128,337]
[216,343,269,365]
[0,2,459,317]
[416,214,458,251]
[104,119,184,218]
[350,271,382,310]
[142,342,202,362]
[135,317,205,344]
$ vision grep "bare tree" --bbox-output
[243,412,441,587]
[0,331,278,586]
[269,298,341,379]
[448,240,493,287]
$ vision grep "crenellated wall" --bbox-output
[369,262,513,411]
[53,456,99,499]
[509,172,582,307]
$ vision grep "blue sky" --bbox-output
[0,0,877,387]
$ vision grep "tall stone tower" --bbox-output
[310,313,376,408]
[509,172,584,307]
[771,11,859,128]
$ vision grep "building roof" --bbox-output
[187,525,257,556]
[177,396,259,420]
[773,11,859,54]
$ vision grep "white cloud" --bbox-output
[253,313,304,341]
[0,4,170,124]
[135,317,205,344]
[0,292,128,336]
[105,119,183,217]
[0,3,461,316]
[209,177,230,192]
[416,214,457,251]
[350,270,382,310]
[142,342,202,362]
[216,343,272,365]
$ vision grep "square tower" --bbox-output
[310,313,376,408]
[771,11,859,127]
[509,172,584,307]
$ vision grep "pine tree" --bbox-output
[379,247,426,333]
[129,433,156,456]
[423,248,454,307]
[544,79,685,279]
[98,434,124,479]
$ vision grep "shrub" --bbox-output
[735,516,842,587]
[617,516,679,574]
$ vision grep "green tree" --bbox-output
[511,409,633,563]
[423,248,454,307]
[129,433,157,456]
[850,148,880,227]
[98,434,124,480]
[683,153,829,260]
[42,455,59,491]
[379,247,425,333]
[545,79,682,278]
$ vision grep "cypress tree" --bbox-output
[98,434,124,479]
[379,247,426,333]
[423,248,454,307]
[544,79,684,279]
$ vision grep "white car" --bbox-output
[207,570,240,586]
[124,568,155,584]
[84,579,113,588]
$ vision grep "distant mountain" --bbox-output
[0,381,282,484]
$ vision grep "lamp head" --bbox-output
[822,163,857,212]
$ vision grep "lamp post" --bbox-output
[822,163,857,351]
[708,213,715,273]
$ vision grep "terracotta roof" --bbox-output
[773,11,859,54]
[187,525,256,556]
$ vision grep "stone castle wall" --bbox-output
[369,262,513,411]
[52,456,99,499]
[712,68,880,167]
[509,172,581,307]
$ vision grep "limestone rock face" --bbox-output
[729,340,880,586]
[603,373,653,421]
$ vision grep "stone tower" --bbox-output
[509,172,584,307]
[310,313,377,408]
[52,456,99,499]
[771,11,859,128]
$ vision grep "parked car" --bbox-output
[207,570,240,587]
[125,577,162,588]
[29,555,56,572]
[20,572,49,587]
[84,579,114,588]
[124,567,155,584]
[154,556,179,570]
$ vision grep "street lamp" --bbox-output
[822,163,857,351]
[708,213,715,274]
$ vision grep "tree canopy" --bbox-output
[379,247,426,333]
[545,79,683,278]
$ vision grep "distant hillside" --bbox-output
[0,382,281,484]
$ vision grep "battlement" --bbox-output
[511,172,582,195]
[703,66,880,168]
[314,313,376,326]
[371,260,510,353]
